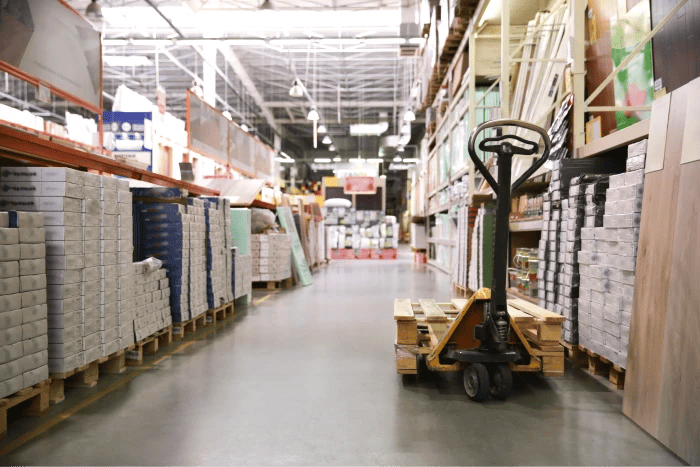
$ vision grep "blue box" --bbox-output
[137,211,183,224]
[135,204,184,215]
[131,187,182,198]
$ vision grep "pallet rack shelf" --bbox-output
[0,123,220,197]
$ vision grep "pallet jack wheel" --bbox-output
[463,363,490,401]
[489,364,513,400]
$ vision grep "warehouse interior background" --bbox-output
[0,0,698,465]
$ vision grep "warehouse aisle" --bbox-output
[0,248,682,465]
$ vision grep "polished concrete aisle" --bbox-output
[1,250,684,465]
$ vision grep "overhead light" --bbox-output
[393,156,402,162]
[397,146,405,152]
[289,79,304,98]
[408,37,425,45]
[320,38,361,46]
[307,107,320,121]
[85,0,102,19]
[365,38,406,45]
[225,39,266,46]
[380,174,387,179]
[367,158,383,163]
[103,56,153,67]
[314,158,331,163]
[318,124,327,133]
[403,158,420,163]
[333,156,341,162]
[349,158,364,163]
[259,0,276,11]
[222,111,232,121]
[403,109,416,122]
[276,157,295,163]
[349,122,389,136]
[322,135,332,145]
[329,144,336,151]
[241,123,249,132]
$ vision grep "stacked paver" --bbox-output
[0,210,49,398]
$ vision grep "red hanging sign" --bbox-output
[344,176,376,194]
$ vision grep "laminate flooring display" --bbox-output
[622,77,700,465]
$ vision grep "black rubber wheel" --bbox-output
[463,363,490,401]
[489,364,513,400]
[416,354,429,379]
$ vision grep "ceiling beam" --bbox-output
[263,100,402,108]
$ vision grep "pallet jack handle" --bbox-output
[467,119,551,351]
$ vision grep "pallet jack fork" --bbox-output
[422,119,552,401]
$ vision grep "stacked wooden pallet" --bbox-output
[394,297,565,376]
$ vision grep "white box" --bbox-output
[47,282,81,300]
[84,254,100,268]
[49,352,85,373]
[43,211,83,226]
[0,309,22,331]
[0,359,23,381]
[102,338,121,357]
[84,227,100,241]
[0,341,23,365]
[45,226,83,242]
[23,334,48,355]
[20,243,45,260]
[84,345,102,364]
[22,303,47,323]
[20,349,48,372]
[22,318,47,339]
[20,274,46,292]
[46,255,84,270]
[0,276,19,295]
[0,244,20,261]
[45,240,83,257]
[82,306,100,323]
[83,186,100,200]
[0,374,24,399]
[42,182,83,199]
[83,320,100,336]
[82,293,100,310]
[0,228,19,245]
[23,364,49,387]
[0,325,22,346]
[47,297,81,314]
[46,268,81,285]
[100,327,119,344]
[22,289,47,308]
[82,280,100,296]
[83,241,99,255]
[101,302,118,317]
[0,261,19,279]
[39,197,82,212]
[0,212,7,228]
[83,214,101,227]
[48,338,82,359]
[100,177,117,190]
[83,172,100,187]
[0,166,41,182]
[82,332,101,351]
[48,311,80,329]
[18,228,44,244]
[41,167,84,185]
[10,211,44,228]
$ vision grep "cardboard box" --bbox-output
[83,320,100,336]
[49,352,85,373]
[0,341,23,365]
[0,261,19,279]
[0,244,20,261]
[39,197,82,212]
[20,274,46,293]
[48,311,80,329]
[46,268,81,285]
[22,303,47,323]
[47,296,81,314]
[46,255,84,270]
[0,277,20,295]
[20,349,48,372]
[0,228,19,245]
[22,318,47,339]
[84,345,102,364]
[48,338,82,359]
[45,226,83,242]
[0,166,41,182]
[0,358,23,381]
[22,289,47,308]
[41,167,84,184]
[23,364,49,387]
[42,182,83,199]
[82,332,101,351]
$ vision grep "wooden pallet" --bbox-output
[578,345,626,389]
[172,313,208,340]
[560,340,587,369]
[394,295,566,376]
[252,278,293,290]
[0,379,50,440]
[205,301,234,325]
[126,325,173,366]
[452,283,471,297]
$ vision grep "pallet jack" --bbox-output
[416,119,552,401]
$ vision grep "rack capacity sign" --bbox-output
[344,176,376,194]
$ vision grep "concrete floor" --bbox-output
[0,248,684,465]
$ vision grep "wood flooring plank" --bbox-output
[623,81,689,442]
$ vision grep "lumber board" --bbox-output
[393,299,415,321]
[418,299,448,322]
[623,77,700,465]
[506,305,537,325]
[450,298,468,311]
[508,299,566,323]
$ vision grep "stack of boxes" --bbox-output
[578,140,647,369]
[187,198,208,318]
[223,204,233,303]
[128,261,171,341]
[203,198,229,308]
[116,179,135,349]
[0,211,49,398]
[234,252,252,302]
[325,209,398,251]
[250,234,292,282]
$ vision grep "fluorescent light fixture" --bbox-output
[403,158,420,163]
[349,122,389,136]
[102,39,129,46]
[314,158,331,163]
[322,135,332,145]
[333,156,341,162]
[276,157,295,163]
[393,156,402,162]
[318,124,327,133]
[397,146,405,152]
[328,144,336,151]
[103,55,152,67]
[365,38,406,45]
[403,109,416,122]
[225,39,265,46]
[241,123,249,132]
[307,107,320,121]
[222,111,232,121]
[380,174,387,179]
[349,158,364,163]
[367,158,383,163]
[270,39,311,46]
[408,37,425,45]
[130,39,173,46]
[289,79,304,98]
